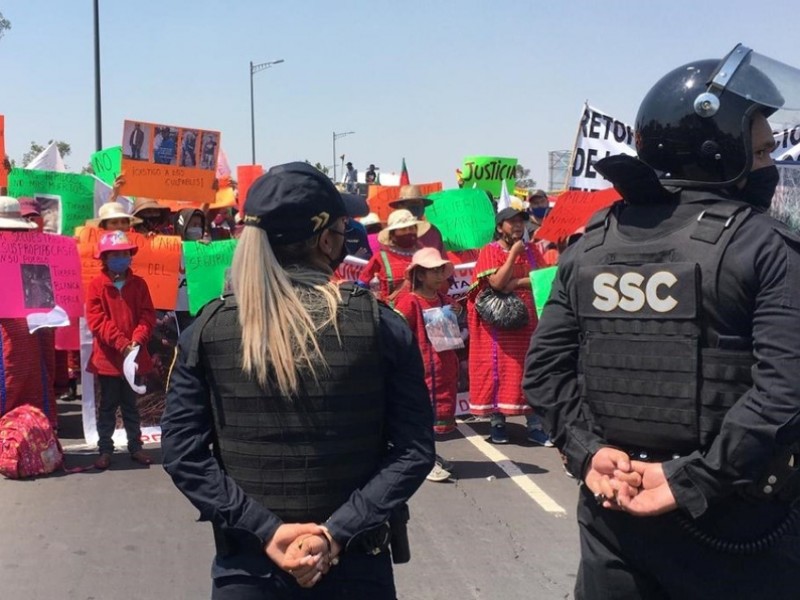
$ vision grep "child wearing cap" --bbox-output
[395,248,462,482]
[86,231,156,469]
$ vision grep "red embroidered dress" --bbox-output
[466,241,543,416]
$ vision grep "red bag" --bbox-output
[0,405,64,479]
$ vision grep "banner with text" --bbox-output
[183,239,237,315]
[773,124,800,162]
[0,231,83,319]
[460,156,517,198]
[568,103,636,191]
[121,119,220,203]
[77,228,181,309]
[8,169,96,235]
[425,188,496,251]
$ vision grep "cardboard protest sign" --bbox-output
[568,104,636,191]
[449,262,476,300]
[336,255,368,283]
[534,188,620,243]
[237,165,264,209]
[460,156,517,198]
[183,239,237,315]
[367,182,443,223]
[530,266,558,318]
[90,146,123,186]
[0,115,6,188]
[76,228,181,309]
[0,231,83,319]
[425,188,496,252]
[121,119,220,203]
[8,169,95,235]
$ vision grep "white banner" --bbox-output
[568,103,636,191]
[773,124,800,162]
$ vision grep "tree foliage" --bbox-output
[0,12,11,40]
[21,140,72,168]
[305,159,330,176]
[515,164,537,191]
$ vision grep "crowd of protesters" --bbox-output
[0,174,565,481]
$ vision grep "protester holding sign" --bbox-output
[0,197,58,429]
[357,209,428,302]
[467,206,550,446]
[86,231,156,469]
[132,197,172,236]
[395,248,462,483]
[89,201,142,232]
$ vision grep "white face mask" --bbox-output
[186,227,204,241]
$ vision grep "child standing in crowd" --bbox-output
[86,231,156,469]
[395,248,462,482]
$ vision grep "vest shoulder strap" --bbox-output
[690,201,751,245]
[186,296,230,368]
[582,202,619,251]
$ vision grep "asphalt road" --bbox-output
[0,403,581,599]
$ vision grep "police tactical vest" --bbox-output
[197,284,386,524]
[575,200,755,453]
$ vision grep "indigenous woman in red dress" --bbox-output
[395,248,461,482]
[357,209,428,303]
[467,207,552,446]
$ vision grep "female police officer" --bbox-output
[161,162,434,599]
[524,45,800,599]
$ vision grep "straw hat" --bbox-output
[0,196,38,230]
[377,209,431,245]
[389,184,433,208]
[359,212,380,227]
[405,247,454,280]
[88,202,143,227]
[132,197,170,217]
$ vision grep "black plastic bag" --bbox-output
[474,287,529,330]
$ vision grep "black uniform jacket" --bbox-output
[523,190,800,518]
[161,303,434,576]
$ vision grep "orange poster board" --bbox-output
[0,115,6,188]
[367,181,443,223]
[77,227,182,309]
[121,119,220,203]
[237,165,264,210]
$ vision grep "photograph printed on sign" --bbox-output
[153,125,179,166]
[199,131,218,170]
[179,129,199,168]
[21,263,55,309]
[34,193,61,234]
[122,122,151,162]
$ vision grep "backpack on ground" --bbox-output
[0,404,63,479]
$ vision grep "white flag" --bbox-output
[497,179,512,212]
[25,142,66,172]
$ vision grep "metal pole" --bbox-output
[93,0,102,151]
[332,132,336,182]
[250,61,255,164]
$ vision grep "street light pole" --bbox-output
[332,130,355,183]
[249,58,285,164]
[93,0,102,151]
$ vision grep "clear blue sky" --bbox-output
[1,0,797,189]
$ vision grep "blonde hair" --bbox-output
[231,227,341,397]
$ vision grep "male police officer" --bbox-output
[162,162,434,599]
[523,45,800,599]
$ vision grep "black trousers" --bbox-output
[97,375,142,455]
[211,551,396,600]
[574,486,800,599]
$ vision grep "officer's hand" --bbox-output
[264,523,323,572]
[285,534,329,588]
[584,447,635,509]
[616,462,677,516]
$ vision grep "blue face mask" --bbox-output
[107,256,132,273]
[531,207,549,219]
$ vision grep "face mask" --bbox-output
[393,234,417,248]
[531,207,549,219]
[185,227,204,241]
[107,256,131,273]
[738,165,779,210]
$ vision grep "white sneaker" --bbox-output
[426,464,451,482]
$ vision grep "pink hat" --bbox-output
[405,247,454,280]
[95,230,139,259]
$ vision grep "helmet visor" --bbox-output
[719,46,800,125]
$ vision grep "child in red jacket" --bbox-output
[86,231,156,469]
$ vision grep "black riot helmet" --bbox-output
[636,44,799,188]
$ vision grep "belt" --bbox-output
[623,448,683,463]
[345,522,391,556]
